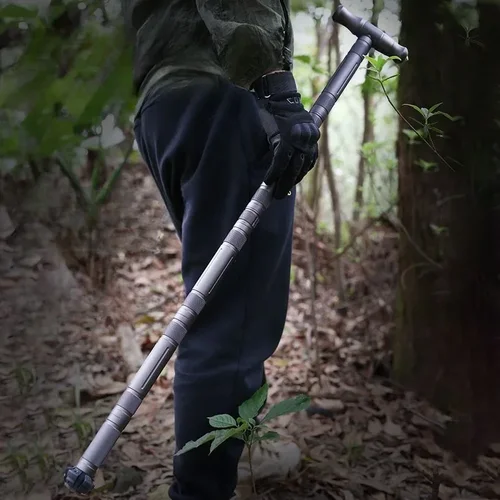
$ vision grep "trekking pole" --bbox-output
[64,4,408,494]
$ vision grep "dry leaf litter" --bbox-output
[1,164,499,500]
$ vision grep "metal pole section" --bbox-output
[65,7,407,492]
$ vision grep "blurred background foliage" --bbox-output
[0,0,402,238]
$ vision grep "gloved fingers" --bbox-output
[274,150,305,199]
[264,143,293,185]
[296,148,319,185]
[288,122,321,151]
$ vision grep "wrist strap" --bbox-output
[251,71,297,98]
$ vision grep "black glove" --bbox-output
[260,88,321,199]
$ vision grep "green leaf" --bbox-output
[365,55,387,72]
[208,414,237,429]
[94,156,129,206]
[415,159,438,171]
[382,74,398,83]
[174,431,217,456]
[254,431,280,443]
[0,4,39,19]
[402,129,420,141]
[238,383,268,421]
[403,104,427,117]
[209,426,245,454]
[429,102,443,113]
[433,111,462,122]
[430,223,448,235]
[420,107,430,119]
[76,44,133,128]
[261,395,310,423]
[294,54,312,65]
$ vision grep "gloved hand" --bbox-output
[262,90,321,199]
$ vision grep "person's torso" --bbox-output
[122,0,294,101]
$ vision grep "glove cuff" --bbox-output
[251,71,297,98]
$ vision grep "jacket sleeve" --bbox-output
[196,0,291,88]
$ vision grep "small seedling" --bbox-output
[13,364,37,395]
[32,439,55,481]
[175,383,310,494]
[72,416,94,449]
[4,447,30,488]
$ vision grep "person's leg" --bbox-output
[134,77,295,500]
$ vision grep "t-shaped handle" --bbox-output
[333,4,408,63]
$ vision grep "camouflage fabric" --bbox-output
[122,0,293,99]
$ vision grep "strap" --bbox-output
[251,71,297,98]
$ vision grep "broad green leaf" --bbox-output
[175,431,217,456]
[261,395,310,423]
[208,414,237,429]
[238,383,268,421]
[209,426,245,454]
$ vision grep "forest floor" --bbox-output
[1,163,499,500]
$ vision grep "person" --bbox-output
[122,1,321,498]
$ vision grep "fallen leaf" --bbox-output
[367,419,382,437]
[343,490,355,500]
[117,323,144,373]
[135,314,157,325]
[304,423,333,437]
[384,417,404,438]
[315,398,345,412]
[148,484,169,500]
[22,489,51,500]
[94,468,106,489]
[112,466,145,493]
[353,476,393,495]
[17,255,42,268]
[134,276,150,286]
[0,206,15,240]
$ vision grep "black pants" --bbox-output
[134,75,295,500]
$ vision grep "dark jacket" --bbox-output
[122,0,294,98]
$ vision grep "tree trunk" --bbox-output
[306,15,327,214]
[351,0,383,229]
[394,0,500,460]
[323,18,346,306]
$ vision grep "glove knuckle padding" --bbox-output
[289,123,303,143]
[259,86,321,198]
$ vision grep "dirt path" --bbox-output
[1,165,499,500]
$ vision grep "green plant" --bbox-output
[55,138,133,233]
[365,55,462,172]
[175,383,310,495]
[0,2,135,270]
[3,446,30,489]
[13,363,37,396]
